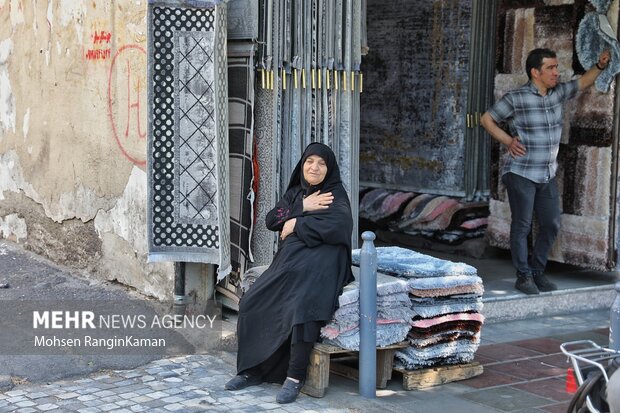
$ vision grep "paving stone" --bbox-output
[15,400,36,408]
[132,388,153,396]
[258,402,281,410]
[92,390,116,398]
[27,392,49,400]
[62,386,85,392]
[131,396,153,403]
[143,399,167,409]
[163,377,183,383]
[113,380,138,387]
[117,371,142,379]
[162,403,185,411]
[74,378,95,384]
[118,392,139,400]
[163,386,185,396]
[99,402,120,412]
[115,384,146,394]
[56,392,80,400]
[78,408,102,413]
[5,389,27,397]
[146,391,169,400]
[161,395,184,404]
[83,399,104,407]
[100,395,124,404]
[180,397,208,407]
[145,383,168,391]
[78,394,97,402]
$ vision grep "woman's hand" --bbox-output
[303,191,334,212]
[281,218,296,240]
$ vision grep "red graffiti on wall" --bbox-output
[107,44,147,166]
[93,30,112,44]
[85,30,113,61]
[86,49,111,60]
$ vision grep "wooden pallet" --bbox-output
[301,342,408,398]
[393,362,483,390]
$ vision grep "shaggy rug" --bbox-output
[352,246,478,278]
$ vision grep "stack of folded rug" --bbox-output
[352,246,484,370]
[320,273,414,350]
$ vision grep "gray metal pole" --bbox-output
[173,262,186,316]
[359,231,377,398]
[610,281,620,351]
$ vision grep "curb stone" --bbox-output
[0,376,14,392]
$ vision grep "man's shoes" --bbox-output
[532,271,558,292]
[225,373,263,391]
[515,274,540,295]
[276,377,304,404]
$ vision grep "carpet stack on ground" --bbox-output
[320,273,414,350]
[352,246,484,370]
[359,188,489,245]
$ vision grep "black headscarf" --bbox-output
[287,142,342,195]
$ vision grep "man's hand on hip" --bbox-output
[507,136,526,158]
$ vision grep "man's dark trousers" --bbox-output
[502,172,561,276]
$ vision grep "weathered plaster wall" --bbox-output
[0,1,173,299]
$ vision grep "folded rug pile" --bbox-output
[320,273,414,350]
[352,246,484,370]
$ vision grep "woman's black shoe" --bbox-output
[276,378,304,404]
[224,373,262,390]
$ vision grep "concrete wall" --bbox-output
[0,1,174,299]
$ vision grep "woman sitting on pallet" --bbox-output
[225,142,355,404]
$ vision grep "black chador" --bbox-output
[235,143,354,382]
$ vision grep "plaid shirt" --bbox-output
[487,79,579,183]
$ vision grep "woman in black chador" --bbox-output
[225,142,354,404]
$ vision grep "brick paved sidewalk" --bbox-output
[459,327,610,412]
[0,310,612,412]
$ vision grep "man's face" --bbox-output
[533,57,559,89]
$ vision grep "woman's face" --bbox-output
[303,154,328,186]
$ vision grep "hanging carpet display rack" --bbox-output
[251,0,365,266]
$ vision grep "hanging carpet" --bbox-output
[227,42,256,275]
[147,2,232,279]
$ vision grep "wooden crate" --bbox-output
[393,362,483,390]
[301,342,407,398]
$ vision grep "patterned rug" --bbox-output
[227,43,256,275]
[147,3,231,279]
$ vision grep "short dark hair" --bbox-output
[525,48,556,79]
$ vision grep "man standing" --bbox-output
[481,48,611,295]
